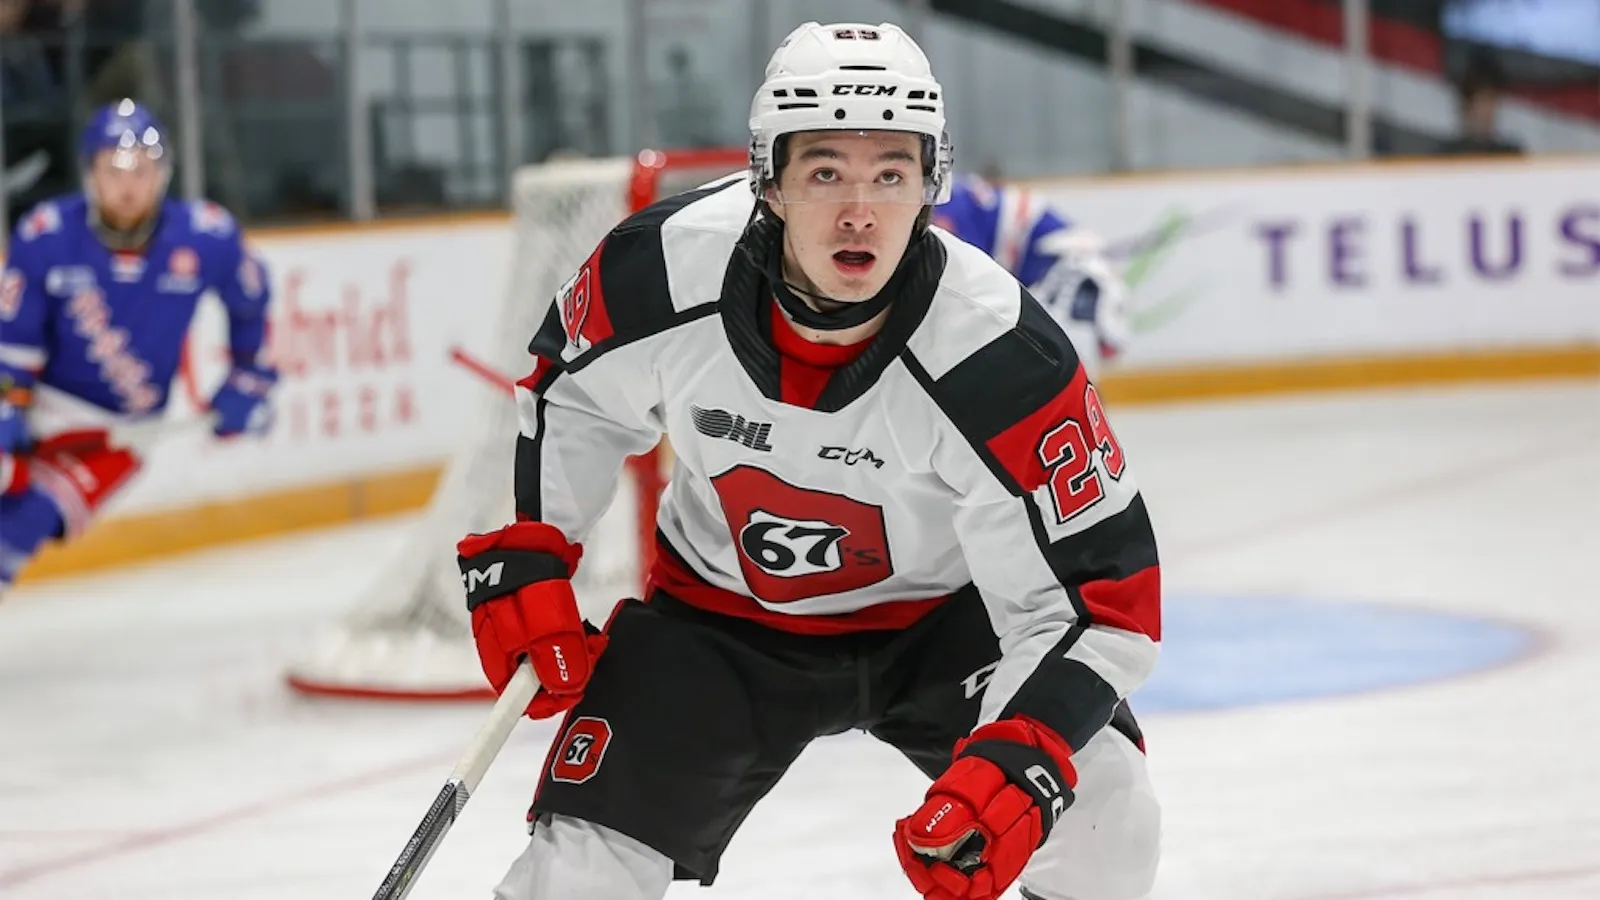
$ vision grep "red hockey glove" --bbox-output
[894,717,1077,900]
[457,521,605,719]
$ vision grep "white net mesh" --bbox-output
[285,158,639,700]
[285,150,747,701]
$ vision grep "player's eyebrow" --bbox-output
[795,145,917,164]
[796,145,844,162]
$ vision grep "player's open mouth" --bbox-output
[832,250,875,275]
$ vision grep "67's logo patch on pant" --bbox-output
[551,717,612,784]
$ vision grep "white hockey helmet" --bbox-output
[749,21,954,205]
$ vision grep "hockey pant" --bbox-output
[492,722,1160,900]
[0,432,142,586]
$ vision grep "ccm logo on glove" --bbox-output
[894,716,1078,900]
[1024,763,1067,823]
[461,561,504,592]
[456,521,608,718]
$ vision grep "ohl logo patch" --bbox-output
[550,717,612,784]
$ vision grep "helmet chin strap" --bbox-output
[766,228,897,332]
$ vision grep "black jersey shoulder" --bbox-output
[528,176,747,367]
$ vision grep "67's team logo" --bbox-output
[551,717,611,784]
[712,465,893,603]
[740,510,849,579]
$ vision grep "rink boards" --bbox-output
[21,154,1599,578]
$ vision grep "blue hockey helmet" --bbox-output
[79,99,170,171]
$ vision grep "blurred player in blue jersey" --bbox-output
[934,172,1131,372]
[0,99,277,594]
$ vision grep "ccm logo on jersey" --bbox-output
[551,717,612,784]
[691,405,774,452]
[818,446,884,469]
[961,660,1000,699]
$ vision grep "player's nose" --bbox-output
[836,202,876,233]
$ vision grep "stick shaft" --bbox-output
[110,413,218,449]
[448,345,515,397]
[371,662,538,900]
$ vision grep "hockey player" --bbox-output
[0,99,277,592]
[458,21,1160,900]
[935,172,1132,371]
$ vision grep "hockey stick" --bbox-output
[444,342,665,592]
[371,660,539,900]
[109,412,221,451]
[448,344,515,397]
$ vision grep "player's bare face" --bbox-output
[87,149,166,231]
[768,131,927,304]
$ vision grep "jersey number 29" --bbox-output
[1036,384,1125,524]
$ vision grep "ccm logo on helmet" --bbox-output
[832,84,897,96]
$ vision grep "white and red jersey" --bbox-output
[514,176,1160,752]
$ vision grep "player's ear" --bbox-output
[763,182,787,221]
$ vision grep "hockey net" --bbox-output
[285,147,748,701]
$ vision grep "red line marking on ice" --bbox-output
[5,414,1594,890]
[1296,863,1600,899]
[0,829,129,842]
[0,750,454,891]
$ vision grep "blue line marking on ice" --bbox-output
[1132,595,1536,714]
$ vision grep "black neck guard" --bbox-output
[767,250,898,331]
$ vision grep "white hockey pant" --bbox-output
[492,725,1159,900]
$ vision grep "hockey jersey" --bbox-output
[933,174,1076,288]
[515,177,1160,752]
[0,194,271,428]
[934,174,1130,361]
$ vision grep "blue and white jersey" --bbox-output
[0,193,271,431]
[933,175,1130,364]
[933,174,1079,288]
